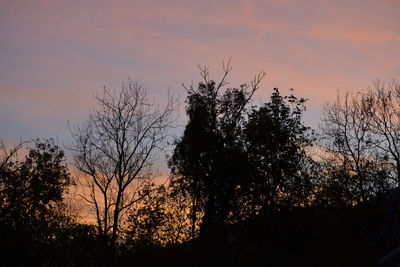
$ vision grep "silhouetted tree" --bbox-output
[69,81,176,260]
[0,139,72,264]
[124,183,168,248]
[365,80,400,188]
[124,182,191,248]
[169,61,266,241]
[318,88,395,207]
[243,88,315,216]
[168,174,204,242]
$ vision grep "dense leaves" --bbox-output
[0,140,75,264]
[244,88,314,216]
[168,67,315,244]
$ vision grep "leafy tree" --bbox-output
[169,62,322,267]
[243,88,314,216]
[0,139,72,264]
[0,139,70,228]
[169,62,266,239]
[124,183,191,248]
[168,173,204,241]
[125,184,168,248]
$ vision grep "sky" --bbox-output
[1,0,399,152]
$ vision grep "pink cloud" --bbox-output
[297,29,400,44]
[0,0,399,141]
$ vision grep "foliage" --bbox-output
[244,88,315,216]
[124,183,192,248]
[169,63,315,244]
[0,139,74,264]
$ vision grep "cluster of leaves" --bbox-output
[0,140,70,234]
[124,184,193,249]
[243,88,315,216]
[0,140,103,265]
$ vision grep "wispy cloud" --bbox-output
[0,0,399,142]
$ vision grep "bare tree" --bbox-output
[69,81,176,258]
[366,80,400,184]
[318,81,400,208]
[320,92,378,205]
[363,80,400,215]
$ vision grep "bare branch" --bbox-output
[69,80,176,250]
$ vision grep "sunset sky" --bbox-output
[1,0,399,151]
